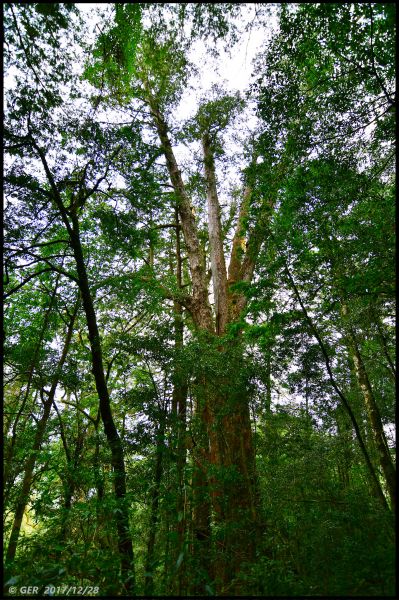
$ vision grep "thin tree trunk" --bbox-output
[340,303,396,510]
[348,331,396,510]
[52,398,74,543]
[171,209,189,595]
[265,347,272,417]
[203,347,260,595]
[285,265,390,511]
[6,300,78,563]
[373,308,395,380]
[4,273,61,491]
[69,215,135,594]
[53,398,86,544]
[94,415,105,500]
[144,410,166,596]
[335,405,352,490]
[33,139,135,593]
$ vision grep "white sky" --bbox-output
[70,4,276,198]
[76,3,275,118]
[76,3,273,90]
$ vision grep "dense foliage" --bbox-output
[3,3,395,597]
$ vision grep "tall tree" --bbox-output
[3,3,395,597]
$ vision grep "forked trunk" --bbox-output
[148,99,262,592]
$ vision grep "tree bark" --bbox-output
[171,210,189,595]
[203,347,260,595]
[191,395,212,595]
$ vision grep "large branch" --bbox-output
[29,138,74,237]
[229,153,288,321]
[202,133,228,334]
[4,268,53,299]
[147,98,214,332]
[227,157,264,322]
[228,208,267,322]
[227,186,251,285]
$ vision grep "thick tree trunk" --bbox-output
[6,303,77,563]
[204,346,260,594]
[191,429,212,595]
[174,382,188,595]
[147,102,214,592]
[201,135,260,590]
